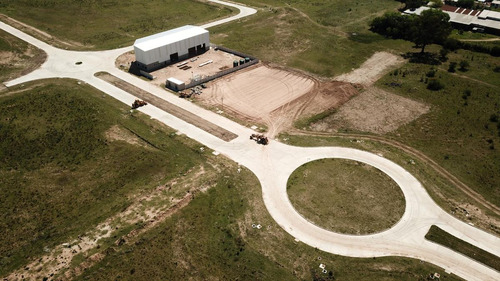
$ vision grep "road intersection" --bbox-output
[1,1,499,280]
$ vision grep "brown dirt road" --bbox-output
[334,52,405,87]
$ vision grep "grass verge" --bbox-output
[425,225,500,271]
[287,158,405,234]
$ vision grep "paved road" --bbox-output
[1,1,499,280]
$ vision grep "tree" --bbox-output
[431,0,444,8]
[369,12,414,40]
[411,9,452,53]
[427,80,445,91]
[456,0,474,8]
[404,0,426,9]
[370,9,451,53]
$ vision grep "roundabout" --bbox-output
[0,1,499,279]
[287,158,405,235]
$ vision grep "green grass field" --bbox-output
[75,159,461,281]
[210,0,410,77]
[0,29,45,83]
[425,225,500,271]
[0,79,208,275]
[0,0,234,50]
[287,158,405,234]
[377,48,500,207]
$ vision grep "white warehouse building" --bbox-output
[134,25,209,72]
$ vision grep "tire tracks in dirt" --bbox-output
[288,129,500,219]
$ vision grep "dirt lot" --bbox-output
[199,64,358,137]
[309,87,430,134]
[334,52,405,86]
[116,47,242,86]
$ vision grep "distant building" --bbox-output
[403,5,500,34]
[134,25,209,72]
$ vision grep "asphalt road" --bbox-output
[1,1,499,280]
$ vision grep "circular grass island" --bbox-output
[287,158,405,235]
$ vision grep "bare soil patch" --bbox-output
[105,125,149,148]
[334,52,405,86]
[310,87,430,134]
[199,64,358,137]
[96,72,238,141]
[203,65,315,117]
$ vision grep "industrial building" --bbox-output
[134,25,210,72]
[404,5,500,35]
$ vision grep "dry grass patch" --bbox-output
[310,87,430,134]
[287,158,405,234]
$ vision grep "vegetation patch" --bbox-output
[377,51,500,207]
[0,79,207,276]
[210,0,410,77]
[425,225,500,271]
[75,160,460,281]
[0,29,45,83]
[0,0,234,50]
[287,158,405,234]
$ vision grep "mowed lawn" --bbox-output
[0,0,234,50]
[0,79,206,275]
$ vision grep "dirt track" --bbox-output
[334,52,405,86]
[96,72,238,141]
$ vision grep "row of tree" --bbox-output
[370,9,452,53]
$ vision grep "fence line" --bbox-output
[184,45,259,89]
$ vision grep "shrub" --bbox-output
[427,79,445,91]
[459,60,470,71]
[426,68,437,77]
[462,89,471,100]
[443,38,462,51]
[439,48,449,62]
[448,62,457,72]
[492,46,500,57]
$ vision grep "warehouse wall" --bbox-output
[135,32,209,72]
